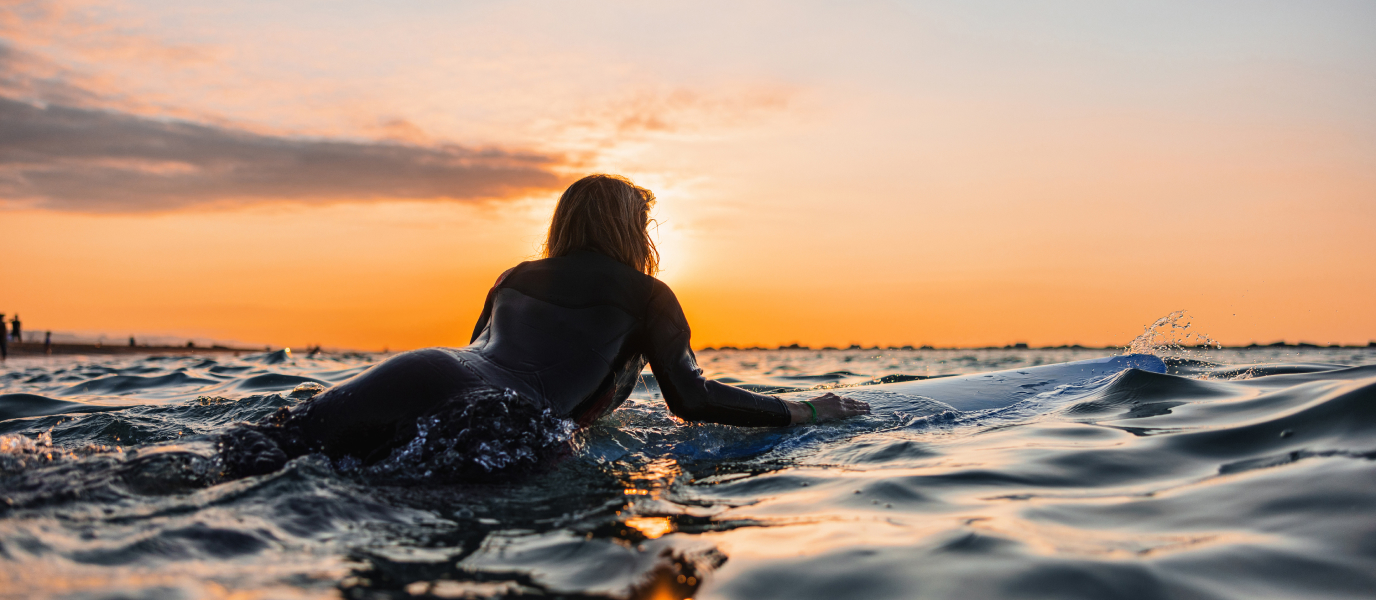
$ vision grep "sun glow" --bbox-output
[649,191,694,286]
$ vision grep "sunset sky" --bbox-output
[2,0,1373,350]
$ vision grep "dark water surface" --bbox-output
[2,345,1375,599]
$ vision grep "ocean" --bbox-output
[2,342,1375,599]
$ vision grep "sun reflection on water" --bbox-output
[625,516,675,540]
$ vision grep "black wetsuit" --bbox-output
[284,250,790,462]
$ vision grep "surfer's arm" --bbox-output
[644,282,792,427]
[783,392,871,424]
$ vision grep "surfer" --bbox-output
[222,174,868,479]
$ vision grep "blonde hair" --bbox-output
[543,174,660,276]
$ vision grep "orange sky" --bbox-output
[2,1,1374,350]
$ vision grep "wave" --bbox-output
[2,348,1375,599]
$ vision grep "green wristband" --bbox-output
[802,400,818,424]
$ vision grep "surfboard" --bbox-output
[777,354,1166,414]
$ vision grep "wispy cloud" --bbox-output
[0,95,565,212]
[0,3,566,213]
[1,0,216,66]
[0,40,107,107]
[0,2,807,212]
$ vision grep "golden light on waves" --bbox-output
[624,516,675,540]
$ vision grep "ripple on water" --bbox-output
[1,347,1375,599]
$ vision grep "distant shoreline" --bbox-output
[1,340,1370,359]
[2,342,262,357]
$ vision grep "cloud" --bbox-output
[0,40,108,108]
[0,96,566,212]
[0,3,799,213]
[0,3,567,213]
[606,88,794,135]
[1,1,215,67]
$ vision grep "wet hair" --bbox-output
[543,174,660,276]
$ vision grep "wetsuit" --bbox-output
[284,250,791,462]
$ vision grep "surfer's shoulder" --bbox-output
[493,265,520,287]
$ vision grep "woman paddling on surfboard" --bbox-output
[220,174,869,480]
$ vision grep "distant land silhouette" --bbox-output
[4,340,260,357]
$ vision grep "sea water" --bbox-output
[1,341,1375,599]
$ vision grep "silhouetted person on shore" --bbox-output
[45,331,52,354]
[130,336,137,347]
[8,314,18,343]
[0,313,6,359]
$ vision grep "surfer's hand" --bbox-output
[788,392,870,424]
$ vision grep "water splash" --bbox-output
[0,431,53,459]
[1123,310,1221,361]
[288,381,325,399]
[359,388,577,485]
[0,428,120,473]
